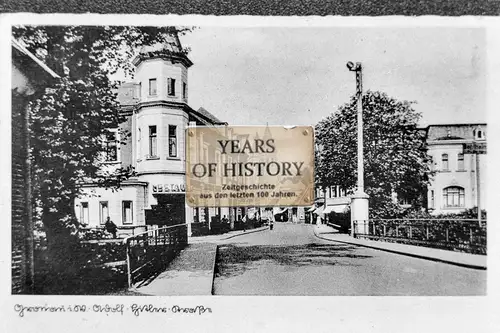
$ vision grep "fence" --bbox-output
[80,225,152,239]
[124,224,188,287]
[353,218,486,255]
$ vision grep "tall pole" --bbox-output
[355,66,364,193]
[347,61,368,238]
[476,152,481,225]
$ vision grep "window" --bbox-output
[457,153,464,171]
[182,82,187,99]
[149,126,157,157]
[99,201,109,224]
[443,187,465,208]
[429,155,434,170]
[122,201,133,225]
[193,208,199,223]
[430,190,435,209]
[441,154,449,170]
[168,78,176,96]
[168,125,177,158]
[149,78,157,95]
[137,128,141,160]
[474,127,485,140]
[105,130,118,162]
[80,202,89,224]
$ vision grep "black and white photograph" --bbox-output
[3,16,498,332]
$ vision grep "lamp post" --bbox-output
[347,61,364,193]
[347,61,369,237]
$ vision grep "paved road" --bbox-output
[213,223,486,296]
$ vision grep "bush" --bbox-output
[33,239,127,295]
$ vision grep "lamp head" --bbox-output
[346,61,355,70]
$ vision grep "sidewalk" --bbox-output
[189,226,268,244]
[130,227,268,295]
[131,242,217,296]
[313,224,487,270]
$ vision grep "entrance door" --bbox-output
[145,194,186,226]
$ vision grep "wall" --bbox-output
[75,184,146,227]
[427,142,487,214]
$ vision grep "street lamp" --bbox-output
[346,61,369,237]
[346,61,364,193]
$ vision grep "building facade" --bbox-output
[424,123,487,215]
[12,38,59,294]
[74,37,232,236]
[74,37,307,235]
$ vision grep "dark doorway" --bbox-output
[145,194,186,226]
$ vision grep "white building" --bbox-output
[74,36,232,236]
[424,123,487,215]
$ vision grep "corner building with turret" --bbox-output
[74,36,237,236]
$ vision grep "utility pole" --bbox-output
[347,61,369,237]
[476,152,481,225]
[347,61,364,192]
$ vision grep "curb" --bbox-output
[313,229,487,270]
[220,226,268,240]
[211,245,218,295]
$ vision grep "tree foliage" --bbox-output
[315,91,432,218]
[12,26,192,255]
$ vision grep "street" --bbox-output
[213,223,486,296]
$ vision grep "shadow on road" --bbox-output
[216,243,373,278]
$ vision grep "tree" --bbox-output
[12,26,192,262]
[315,91,432,218]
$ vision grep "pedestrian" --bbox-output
[222,215,228,224]
[104,216,118,238]
[269,216,274,231]
[242,215,247,232]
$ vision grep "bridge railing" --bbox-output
[353,218,486,255]
[124,224,188,288]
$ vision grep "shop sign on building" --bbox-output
[186,126,315,207]
[152,184,186,193]
[463,142,487,154]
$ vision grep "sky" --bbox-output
[180,26,486,127]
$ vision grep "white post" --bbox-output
[476,152,481,226]
[347,62,370,237]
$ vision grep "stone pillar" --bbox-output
[350,191,369,237]
[185,201,192,237]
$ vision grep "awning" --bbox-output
[322,204,348,215]
[305,206,316,213]
[273,207,289,215]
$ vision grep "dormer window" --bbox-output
[168,78,176,96]
[473,127,485,140]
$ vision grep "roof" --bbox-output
[132,33,193,68]
[117,82,139,105]
[325,197,351,206]
[196,107,226,125]
[12,37,60,80]
[425,123,486,141]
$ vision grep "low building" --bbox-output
[424,123,487,215]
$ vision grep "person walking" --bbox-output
[104,216,118,238]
